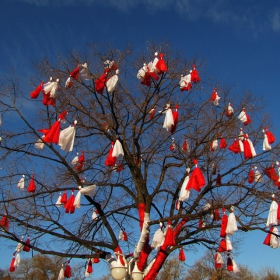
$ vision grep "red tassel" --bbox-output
[263,165,279,185]
[227,255,233,271]
[216,172,222,186]
[164,221,176,246]
[155,53,168,74]
[64,261,71,278]
[149,107,156,120]
[1,215,9,231]
[95,70,108,94]
[191,64,201,83]
[228,139,241,154]
[105,142,116,166]
[27,175,36,193]
[263,227,274,246]
[23,236,31,252]
[9,254,16,272]
[87,259,93,274]
[186,160,206,192]
[220,137,227,148]
[178,247,186,261]
[248,168,255,184]
[266,130,276,144]
[30,82,44,99]
[218,239,227,252]
[75,151,85,171]
[123,231,128,241]
[170,106,179,134]
[93,257,100,263]
[214,209,221,221]
[60,191,68,204]
[64,191,75,214]
[220,212,228,238]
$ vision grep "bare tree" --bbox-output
[0,42,279,280]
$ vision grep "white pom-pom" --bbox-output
[116,69,119,74]
[56,79,60,82]
[74,120,78,125]
[154,52,158,56]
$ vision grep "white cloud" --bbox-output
[271,9,280,31]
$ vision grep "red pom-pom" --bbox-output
[178,247,186,261]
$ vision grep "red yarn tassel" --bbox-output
[178,248,186,261]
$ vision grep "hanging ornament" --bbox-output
[170,105,179,134]
[149,106,156,120]
[254,166,263,182]
[58,120,77,152]
[155,53,168,74]
[190,64,201,83]
[58,265,65,280]
[219,136,227,148]
[218,238,227,252]
[186,159,206,192]
[238,108,252,125]
[23,235,31,252]
[169,138,176,151]
[79,63,91,80]
[60,191,68,205]
[17,175,25,190]
[75,151,85,172]
[106,69,119,93]
[225,235,233,252]
[266,194,278,227]
[73,185,97,209]
[210,88,221,106]
[40,110,68,145]
[42,77,59,107]
[162,103,174,131]
[30,81,44,99]
[1,213,9,231]
[225,103,234,117]
[227,254,233,271]
[243,134,256,159]
[64,261,72,278]
[164,221,176,246]
[178,168,191,202]
[263,163,279,186]
[210,139,218,151]
[105,141,122,167]
[27,175,36,193]
[179,73,192,91]
[214,209,221,221]
[226,206,238,235]
[119,228,128,241]
[95,68,110,94]
[214,251,224,269]
[263,127,276,151]
[64,190,75,214]
[178,247,186,261]
[216,171,222,186]
[151,223,164,250]
[248,167,255,184]
[228,139,241,154]
[182,138,189,152]
[9,253,16,272]
[65,65,80,89]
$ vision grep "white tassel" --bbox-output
[163,104,174,131]
[112,139,124,157]
[151,227,164,250]
[57,266,64,280]
[17,175,25,190]
[270,227,280,249]
[14,253,20,267]
[71,153,79,166]
[232,259,240,273]
[266,198,278,227]
[73,189,82,209]
[225,235,233,251]
[226,207,238,235]
[55,193,63,207]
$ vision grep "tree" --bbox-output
[156,257,186,280]
[0,42,279,280]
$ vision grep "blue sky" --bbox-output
[1,0,280,277]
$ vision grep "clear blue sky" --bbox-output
[1,0,280,277]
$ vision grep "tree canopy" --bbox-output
[0,42,279,280]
